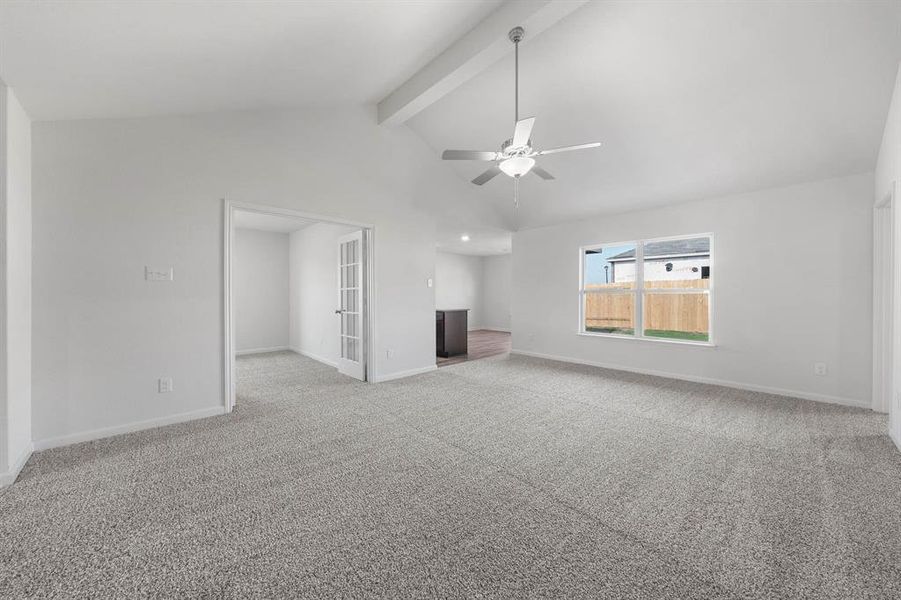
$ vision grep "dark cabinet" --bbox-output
[436,309,468,357]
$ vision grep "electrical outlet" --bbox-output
[145,266,174,281]
[814,362,827,376]
[158,377,174,393]
[427,278,433,288]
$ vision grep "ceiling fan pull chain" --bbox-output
[514,175,520,208]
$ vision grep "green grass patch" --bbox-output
[585,327,709,342]
[586,327,634,335]
[644,329,709,342]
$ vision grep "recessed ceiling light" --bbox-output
[461,234,470,242]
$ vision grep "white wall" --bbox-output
[435,251,483,330]
[289,222,358,366]
[31,106,504,447]
[513,173,874,407]
[875,63,901,448]
[0,83,32,485]
[482,254,512,331]
[234,228,289,353]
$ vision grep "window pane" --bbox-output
[642,236,710,290]
[584,292,635,335]
[643,292,709,342]
[583,243,637,291]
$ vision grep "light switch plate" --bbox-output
[145,266,174,281]
[158,377,174,393]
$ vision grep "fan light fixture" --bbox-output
[440,26,602,208]
[499,156,535,178]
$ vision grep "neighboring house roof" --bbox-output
[608,238,710,262]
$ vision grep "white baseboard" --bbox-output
[235,346,289,356]
[372,364,437,383]
[33,406,227,452]
[0,443,34,488]
[511,349,868,409]
[290,347,338,368]
[891,425,901,452]
[480,327,511,333]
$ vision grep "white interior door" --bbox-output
[337,230,365,381]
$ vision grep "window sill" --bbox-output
[577,331,716,347]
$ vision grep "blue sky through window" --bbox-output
[584,243,635,285]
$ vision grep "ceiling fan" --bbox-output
[441,26,602,207]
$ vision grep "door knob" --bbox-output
[335,309,343,314]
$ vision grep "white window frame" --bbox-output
[578,233,714,346]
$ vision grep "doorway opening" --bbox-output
[434,233,513,368]
[223,201,373,412]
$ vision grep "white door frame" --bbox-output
[222,200,375,412]
[873,184,895,413]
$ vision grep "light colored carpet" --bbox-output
[1,351,899,599]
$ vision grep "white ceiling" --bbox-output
[234,210,318,233]
[408,0,901,229]
[3,0,899,237]
[437,227,512,256]
[0,0,501,121]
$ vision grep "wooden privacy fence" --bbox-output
[584,280,709,333]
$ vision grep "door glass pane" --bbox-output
[643,237,710,289]
[342,314,355,337]
[643,292,709,341]
[583,292,634,335]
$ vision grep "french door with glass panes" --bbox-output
[336,230,365,380]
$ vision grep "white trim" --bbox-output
[510,349,868,409]
[226,201,373,230]
[32,406,227,452]
[223,200,376,412]
[873,189,895,414]
[0,443,33,488]
[576,331,715,347]
[480,327,512,333]
[372,364,437,383]
[291,347,338,368]
[235,345,289,356]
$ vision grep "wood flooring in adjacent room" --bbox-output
[437,329,511,367]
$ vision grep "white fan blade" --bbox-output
[472,166,501,185]
[512,117,536,148]
[536,142,601,156]
[531,166,555,180]
[442,150,499,161]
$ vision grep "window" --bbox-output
[580,235,712,343]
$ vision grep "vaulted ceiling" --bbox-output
[406,0,901,230]
[0,0,501,120]
[2,0,900,246]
